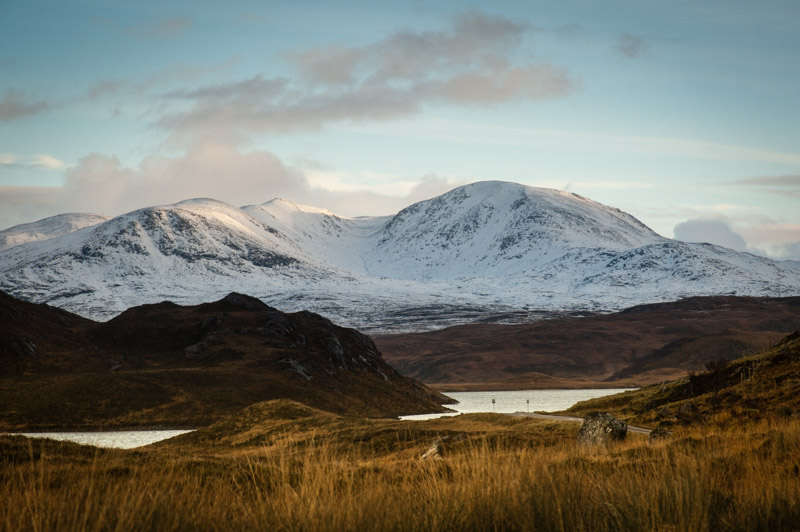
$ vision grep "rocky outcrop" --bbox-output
[577,412,627,445]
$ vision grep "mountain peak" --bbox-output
[217,292,272,311]
[1,180,798,331]
[257,198,339,216]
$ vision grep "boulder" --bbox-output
[420,434,466,459]
[421,437,445,460]
[577,412,627,445]
[648,425,671,444]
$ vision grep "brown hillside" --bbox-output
[566,331,800,426]
[0,292,448,430]
[375,296,800,388]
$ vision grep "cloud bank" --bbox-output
[674,217,800,261]
[673,219,750,252]
[0,141,465,230]
[159,11,574,143]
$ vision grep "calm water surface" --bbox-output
[8,430,193,449]
[400,388,635,420]
[7,389,633,446]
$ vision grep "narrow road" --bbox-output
[508,412,652,434]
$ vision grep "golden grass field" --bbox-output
[2,400,799,532]
[3,334,799,531]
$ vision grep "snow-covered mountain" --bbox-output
[1,181,799,332]
[0,213,110,251]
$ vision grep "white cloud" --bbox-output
[673,217,800,260]
[30,154,66,169]
[673,219,750,252]
[0,153,66,169]
[769,241,800,261]
[0,141,464,229]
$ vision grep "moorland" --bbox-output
[3,311,800,530]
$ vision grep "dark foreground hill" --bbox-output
[0,291,448,430]
[375,296,800,389]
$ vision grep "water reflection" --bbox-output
[8,430,193,449]
[401,388,634,420]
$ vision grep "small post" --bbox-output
[492,398,496,412]
[527,399,530,413]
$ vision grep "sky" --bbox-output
[1,0,799,259]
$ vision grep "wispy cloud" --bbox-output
[565,181,654,191]
[355,116,800,166]
[87,80,123,102]
[125,17,192,40]
[290,10,529,85]
[157,11,573,143]
[0,153,65,169]
[553,24,584,41]
[733,174,800,198]
[614,32,648,58]
[0,89,50,121]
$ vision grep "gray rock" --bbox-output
[648,425,671,444]
[577,412,627,445]
[184,342,207,359]
[420,434,466,459]
[421,438,445,460]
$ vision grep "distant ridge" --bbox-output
[1,181,798,332]
[375,295,800,388]
[0,213,110,251]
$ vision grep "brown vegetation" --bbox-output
[376,296,800,388]
[0,291,448,430]
[2,398,799,531]
[566,331,800,428]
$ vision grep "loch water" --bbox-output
[400,388,635,420]
[8,389,633,447]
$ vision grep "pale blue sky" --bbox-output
[1,0,799,258]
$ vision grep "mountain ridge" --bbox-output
[1,181,798,332]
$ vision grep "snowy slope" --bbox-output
[1,181,799,331]
[0,213,109,251]
[363,181,663,279]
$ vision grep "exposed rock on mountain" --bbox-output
[1,182,798,332]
